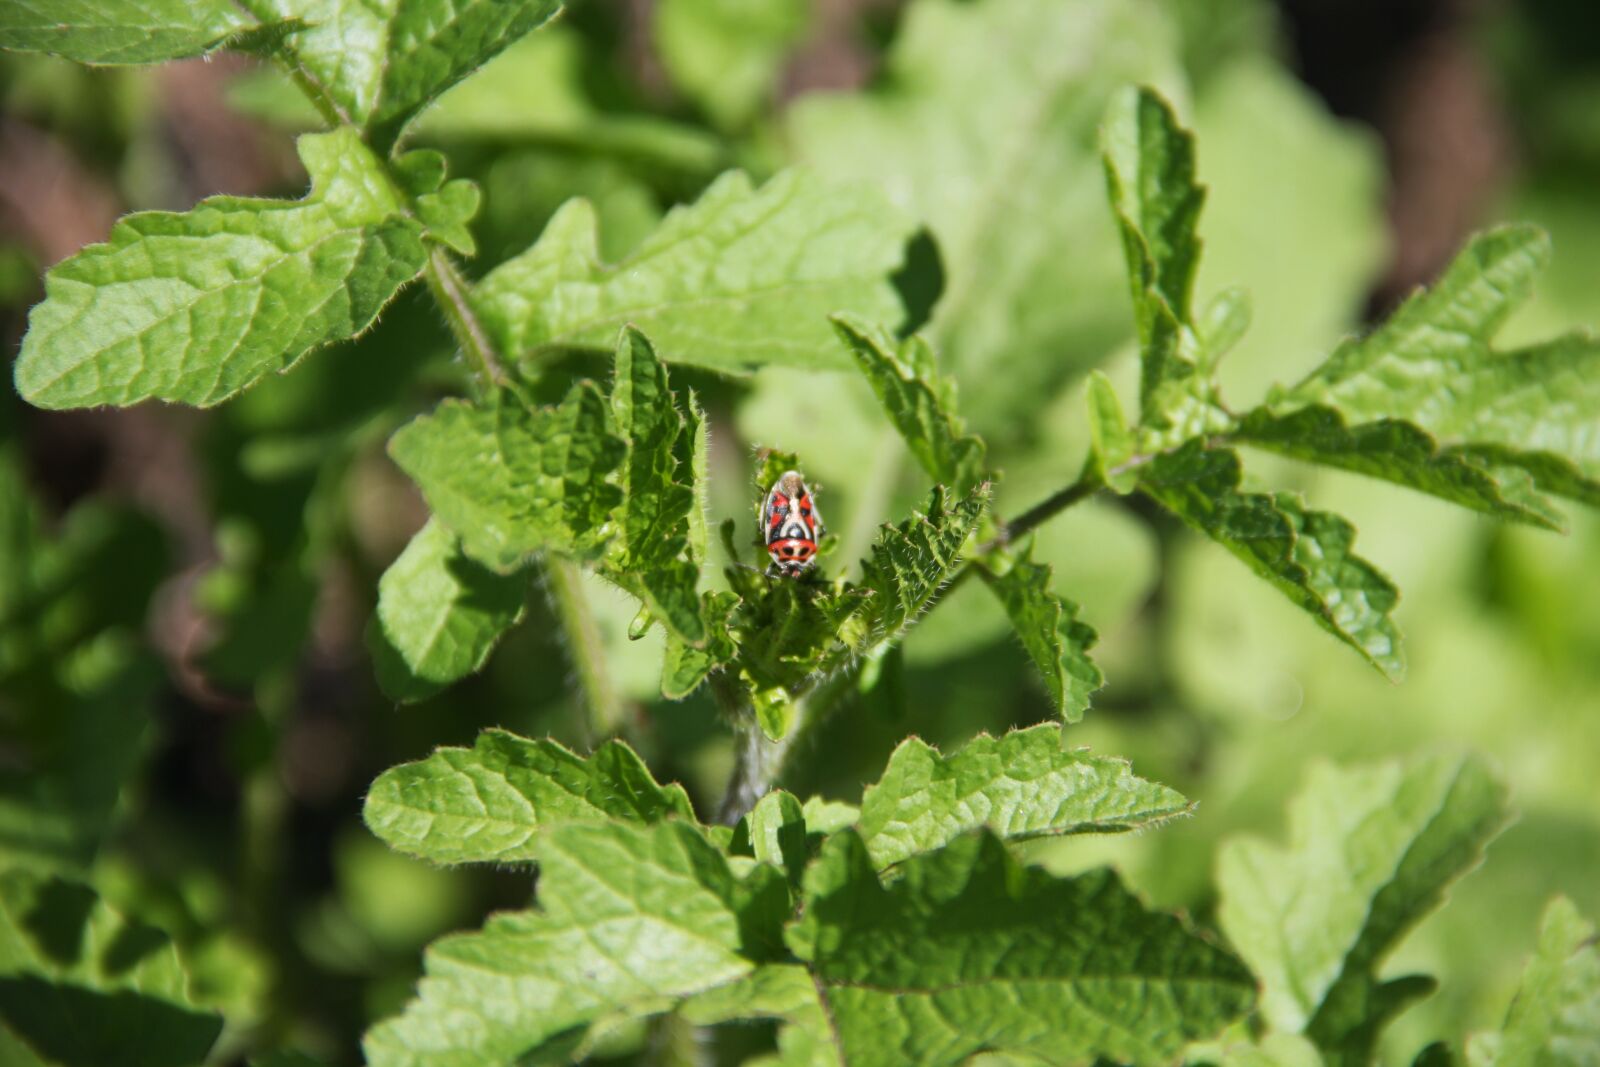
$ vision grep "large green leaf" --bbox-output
[789,0,1181,430]
[1139,442,1403,679]
[856,725,1190,869]
[363,730,695,865]
[1216,755,1510,1064]
[1282,226,1600,511]
[251,0,564,148]
[602,327,704,645]
[14,128,426,410]
[1234,406,1564,529]
[362,821,783,1066]
[980,545,1102,721]
[471,169,913,374]
[0,871,222,1067]
[387,381,625,572]
[0,0,274,62]
[369,519,527,703]
[833,315,986,493]
[787,830,1255,1066]
[1468,897,1600,1067]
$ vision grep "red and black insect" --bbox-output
[762,470,824,577]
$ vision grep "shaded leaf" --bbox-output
[387,381,625,572]
[858,484,988,643]
[1468,897,1600,1067]
[472,170,913,374]
[980,546,1102,721]
[14,129,426,409]
[856,725,1190,869]
[1139,442,1403,679]
[787,830,1255,1066]
[0,871,221,1067]
[370,519,527,703]
[362,822,784,1066]
[363,730,695,865]
[833,314,986,492]
[1216,755,1510,1055]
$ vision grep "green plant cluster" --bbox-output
[2,1,1600,1066]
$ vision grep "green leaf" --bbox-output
[1283,226,1600,509]
[1216,755,1510,1058]
[387,381,625,572]
[788,0,1182,430]
[858,484,989,643]
[1235,405,1566,529]
[363,729,695,865]
[980,546,1102,721]
[1468,897,1600,1067]
[1139,442,1403,680]
[472,169,914,374]
[1084,370,1139,493]
[0,871,222,1066]
[0,0,276,62]
[655,0,807,130]
[260,0,564,149]
[1102,85,1227,437]
[660,592,736,699]
[363,821,782,1066]
[733,791,808,887]
[369,519,527,703]
[787,830,1255,1066]
[856,724,1190,870]
[833,314,987,492]
[14,128,426,410]
[603,327,704,645]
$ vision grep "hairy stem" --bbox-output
[543,556,621,742]
[986,473,1099,550]
[423,247,507,388]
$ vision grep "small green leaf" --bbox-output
[859,483,989,643]
[733,790,807,887]
[1139,442,1403,680]
[787,830,1255,1066]
[856,724,1190,869]
[603,327,704,645]
[1102,85,1223,435]
[369,519,527,703]
[415,180,481,257]
[833,315,987,492]
[1284,226,1600,510]
[1085,370,1139,493]
[1236,406,1566,529]
[660,592,736,699]
[261,0,565,149]
[363,821,783,1066]
[655,0,807,130]
[362,730,695,865]
[0,0,275,62]
[980,546,1102,721]
[472,169,914,374]
[1468,897,1600,1067]
[1217,755,1510,1058]
[0,871,222,1066]
[388,381,625,572]
[14,128,427,409]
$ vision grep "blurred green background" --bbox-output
[2,0,1598,1063]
